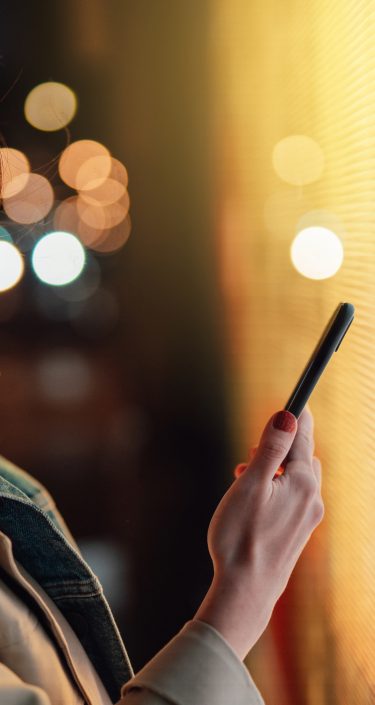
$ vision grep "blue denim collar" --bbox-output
[0,466,134,702]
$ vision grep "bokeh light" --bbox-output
[3,173,54,224]
[295,209,346,240]
[54,196,131,253]
[75,155,113,190]
[77,190,130,229]
[0,148,30,199]
[54,196,105,247]
[59,140,110,189]
[272,135,325,185]
[290,226,344,279]
[79,177,126,206]
[0,226,13,243]
[32,230,86,286]
[0,241,25,292]
[35,349,93,403]
[77,156,128,193]
[263,188,311,237]
[90,214,132,253]
[79,539,128,614]
[54,253,101,301]
[24,81,77,131]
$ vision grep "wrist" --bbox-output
[193,574,273,661]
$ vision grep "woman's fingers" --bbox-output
[284,406,315,465]
[248,446,257,461]
[234,406,321,484]
[248,410,298,483]
[312,456,322,493]
[233,463,248,479]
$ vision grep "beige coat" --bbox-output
[0,459,265,705]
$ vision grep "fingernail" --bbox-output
[272,410,296,433]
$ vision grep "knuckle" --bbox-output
[312,498,325,524]
[260,439,288,461]
[297,472,316,500]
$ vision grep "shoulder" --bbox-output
[0,455,52,508]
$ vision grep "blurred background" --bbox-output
[0,1,373,704]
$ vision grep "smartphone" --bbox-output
[234,302,355,480]
[283,302,355,419]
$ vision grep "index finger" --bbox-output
[283,405,315,466]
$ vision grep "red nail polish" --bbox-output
[272,410,296,433]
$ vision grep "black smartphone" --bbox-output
[283,302,355,419]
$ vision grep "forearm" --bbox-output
[192,574,274,662]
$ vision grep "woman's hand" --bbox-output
[193,406,324,661]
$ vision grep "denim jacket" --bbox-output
[0,455,134,703]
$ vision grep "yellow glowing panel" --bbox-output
[211,1,375,703]
[272,135,325,186]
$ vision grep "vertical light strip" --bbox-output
[211,1,375,703]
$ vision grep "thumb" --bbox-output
[250,410,298,482]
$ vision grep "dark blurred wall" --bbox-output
[0,0,233,671]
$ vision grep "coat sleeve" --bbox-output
[0,662,51,705]
[117,620,265,705]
